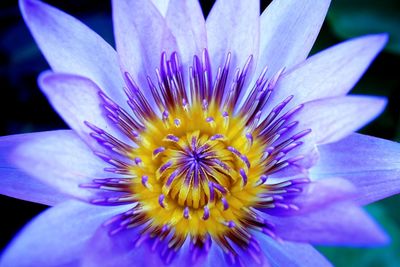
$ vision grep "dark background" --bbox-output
[0,0,399,266]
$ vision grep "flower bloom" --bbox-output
[1,0,400,266]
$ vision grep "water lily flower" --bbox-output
[1,0,400,266]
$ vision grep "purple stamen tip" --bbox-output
[174,118,181,127]
[160,161,172,173]
[208,182,215,201]
[221,197,229,210]
[227,221,235,228]
[135,157,142,165]
[161,224,169,233]
[203,206,210,220]
[210,134,224,141]
[259,175,268,185]
[153,146,166,156]
[246,132,253,142]
[158,194,166,208]
[240,169,248,186]
[141,175,148,187]
[166,134,179,142]
[184,207,190,219]
[213,183,227,194]
[202,99,208,110]
[162,110,169,119]
[166,170,178,186]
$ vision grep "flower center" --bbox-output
[83,50,311,264]
[129,100,267,239]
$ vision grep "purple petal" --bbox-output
[165,0,207,72]
[312,133,400,205]
[0,132,69,206]
[19,0,127,110]
[81,224,225,267]
[267,34,388,111]
[264,178,357,216]
[256,0,331,79]
[0,200,126,267]
[112,0,178,108]
[266,202,389,246]
[206,0,259,80]
[39,72,133,151]
[256,234,333,267]
[295,95,387,144]
[151,0,169,16]
[10,130,110,201]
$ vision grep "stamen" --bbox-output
[158,194,166,208]
[239,169,248,186]
[83,51,314,265]
[153,147,165,158]
[183,207,190,219]
[203,205,210,220]
[221,197,229,210]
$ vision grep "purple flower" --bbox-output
[1,0,399,266]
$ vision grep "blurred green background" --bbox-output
[0,0,399,266]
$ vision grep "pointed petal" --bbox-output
[268,34,388,110]
[0,200,126,267]
[296,96,387,144]
[312,133,400,205]
[165,0,207,70]
[0,132,69,206]
[266,202,389,245]
[206,0,259,77]
[256,0,331,78]
[10,130,110,202]
[19,0,126,109]
[257,235,333,267]
[264,178,357,216]
[112,0,178,107]
[39,72,134,150]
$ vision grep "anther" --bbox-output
[141,175,153,191]
[221,197,229,210]
[203,205,210,220]
[165,134,179,142]
[245,132,253,149]
[159,194,166,208]
[208,181,215,202]
[212,182,227,194]
[227,146,250,168]
[153,147,165,158]
[134,157,142,165]
[206,117,216,128]
[210,134,224,141]
[256,175,268,186]
[159,161,172,174]
[174,118,181,127]
[183,207,190,219]
[226,220,236,228]
[222,111,229,128]
[182,98,189,111]
[162,110,170,128]
[240,168,248,186]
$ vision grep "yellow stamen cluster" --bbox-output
[128,101,268,240]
